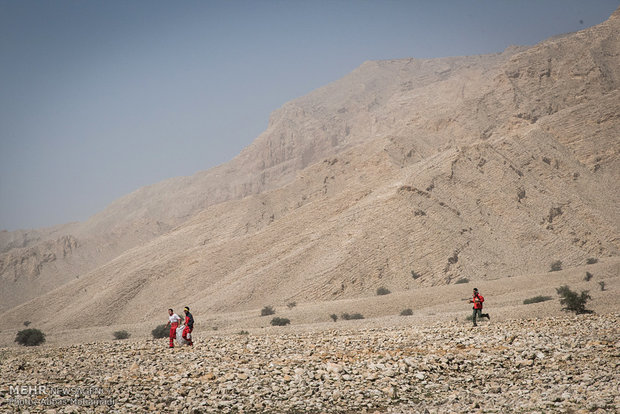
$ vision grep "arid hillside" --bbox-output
[0,9,618,330]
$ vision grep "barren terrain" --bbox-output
[1,312,618,413]
[0,7,619,414]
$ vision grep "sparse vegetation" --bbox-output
[585,272,593,282]
[238,330,249,335]
[376,287,391,296]
[517,188,526,202]
[448,251,459,265]
[341,313,364,320]
[400,308,413,316]
[151,324,169,339]
[550,260,563,272]
[286,302,297,309]
[23,321,31,327]
[15,328,46,346]
[556,285,592,314]
[465,314,474,322]
[586,258,598,265]
[542,156,551,165]
[547,207,563,223]
[330,314,338,322]
[113,330,130,340]
[261,306,276,316]
[599,281,606,291]
[454,278,469,284]
[270,317,290,326]
[523,295,553,305]
[411,270,421,280]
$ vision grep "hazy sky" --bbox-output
[1,1,618,231]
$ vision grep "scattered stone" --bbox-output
[0,314,618,413]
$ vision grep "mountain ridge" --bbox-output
[0,8,618,328]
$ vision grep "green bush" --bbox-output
[454,278,469,284]
[400,308,413,316]
[15,328,46,346]
[341,313,364,320]
[586,258,598,265]
[584,272,593,282]
[270,317,290,326]
[261,306,275,316]
[330,314,338,322]
[23,321,31,327]
[113,330,130,340]
[550,260,563,272]
[523,296,553,305]
[556,285,592,314]
[238,330,249,335]
[376,287,391,296]
[286,302,297,309]
[411,270,421,280]
[151,324,169,339]
[599,281,606,291]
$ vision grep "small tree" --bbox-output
[15,328,46,346]
[376,287,391,296]
[261,306,275,316]
[556,285,592,314]
[270,317,290,326]
[113,330,130,340]
[400,308,413,316]
[151,324,169,339]
[550,260,563,272]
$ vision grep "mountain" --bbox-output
[0,8,618,331]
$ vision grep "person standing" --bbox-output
[182,306,194,346]
[469,288,490,327]
[166,308,182,348]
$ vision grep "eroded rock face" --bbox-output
[1,314,618,413]
[1,9,619,322]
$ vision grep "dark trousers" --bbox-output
[472,308,489,326]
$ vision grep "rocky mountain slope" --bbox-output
[0,9,618,329]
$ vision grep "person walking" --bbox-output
[166,308,182,348]
[182,306,194,346]
[469,288,490,327]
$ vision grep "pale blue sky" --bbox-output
[1,0,618,231]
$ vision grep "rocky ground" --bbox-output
[1,313,618,413]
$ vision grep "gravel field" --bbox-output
[1,313,618,413]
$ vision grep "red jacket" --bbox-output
[472,293,484,309]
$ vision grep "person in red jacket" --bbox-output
[182,306,194,346]
[166,308,181,348]
[469,288,490,327]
